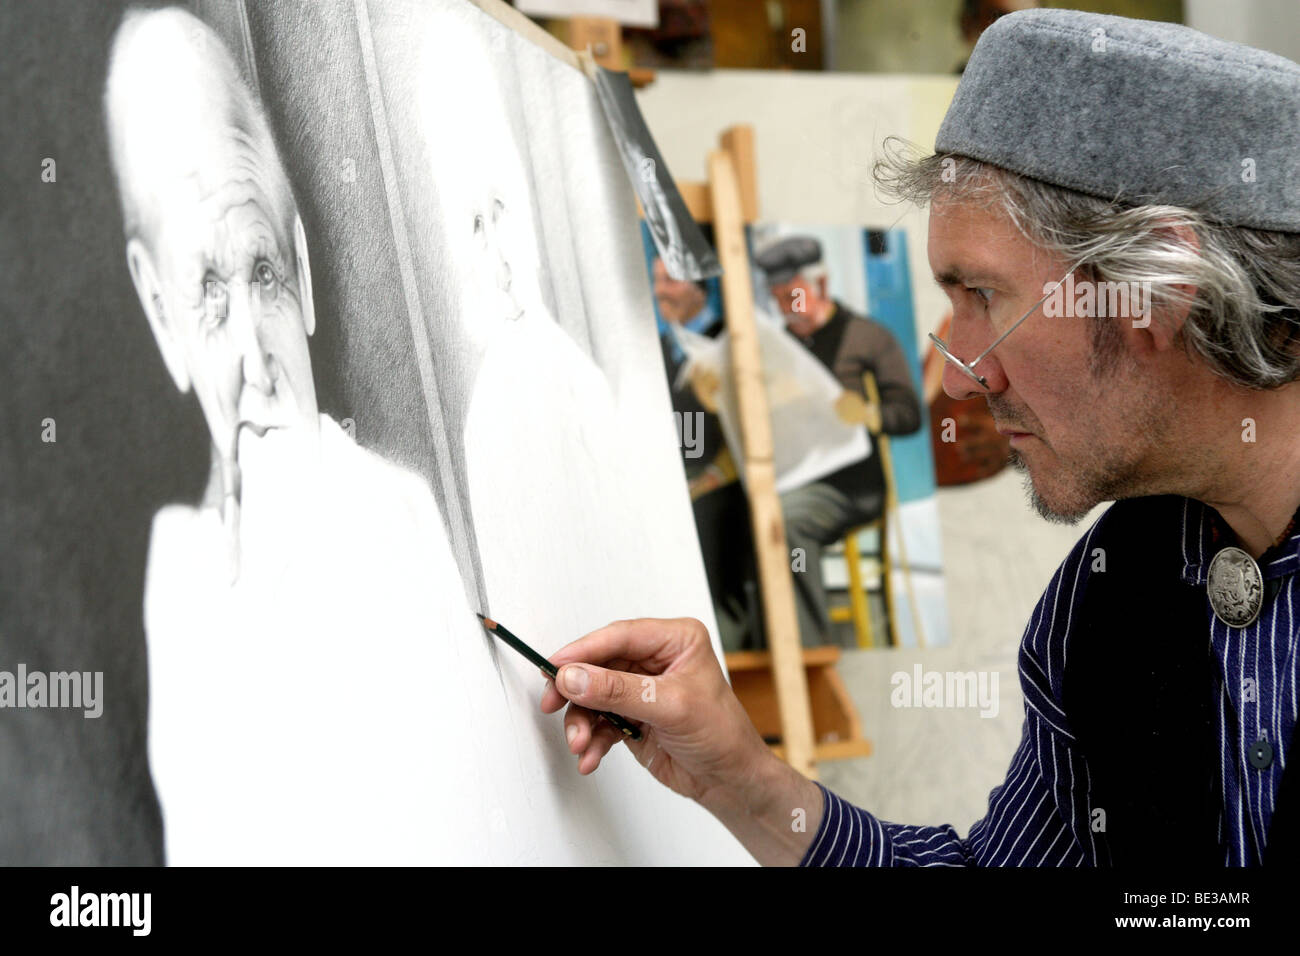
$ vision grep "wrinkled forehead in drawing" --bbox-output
[103,8,298,263]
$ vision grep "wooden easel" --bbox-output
[563,16,657,87]
[673,128,872,779]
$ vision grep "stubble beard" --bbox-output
[1009,337,1163,525]
[1010,439,1156,525]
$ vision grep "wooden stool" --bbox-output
[725,647,873,761]
[828,515,895,648]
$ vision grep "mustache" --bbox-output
[985,395,1040,435]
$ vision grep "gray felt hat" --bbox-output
[935,9,1300,233]
[754,236,823,285]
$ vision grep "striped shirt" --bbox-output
[801,497,1300,866]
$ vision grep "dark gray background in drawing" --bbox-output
[0,0,184,865]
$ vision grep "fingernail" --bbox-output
[566,724,578,746]
[563,665,589,696]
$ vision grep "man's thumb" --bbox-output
[557,663,656,722]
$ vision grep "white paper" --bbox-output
[676,308,872,494]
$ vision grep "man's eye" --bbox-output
[255,261,278,297]
[970,287,995,305]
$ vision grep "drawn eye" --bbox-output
[202,277,228,325]
[492,198,505,223]
[255,261,278,299]
[473,213,485,237]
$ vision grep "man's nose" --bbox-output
[943,306,1006,400]
[229,284,275,394]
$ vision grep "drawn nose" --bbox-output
[231,288,275,394]
[242,349,274,394]
[496,253,512,294]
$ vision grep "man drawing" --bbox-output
[541,10,1300,868]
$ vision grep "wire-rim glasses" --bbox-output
[928,261,1086,391]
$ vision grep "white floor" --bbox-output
[818,466,1108,836]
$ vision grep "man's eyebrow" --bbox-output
[933,266,1004,288]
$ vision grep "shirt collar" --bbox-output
[1180,496,1300,584]
[801,300,843,345]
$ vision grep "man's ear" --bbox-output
[126,238,191,394]
[817,275,829,302]
[1140,222,1201,352]
[293,214,315,337]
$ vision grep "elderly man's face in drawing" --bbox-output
[455,148,552,348]
[417,17,549,350]
[146,137,318,464]
[107,8,322,582]
[466,188,525,326]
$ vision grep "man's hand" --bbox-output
[540,618,764,803]
[834,389,881,432]
[688,365,722,413]
[688,470,722,501]
[539,617,824,865]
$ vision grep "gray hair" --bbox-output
[798,262,828,286]
[873,137,1300,389]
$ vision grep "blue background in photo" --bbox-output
[863,229,935,505]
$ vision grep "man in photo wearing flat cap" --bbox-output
[543,9,1300,866]
[755,235,922,648]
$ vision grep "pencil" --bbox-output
[476,613,643,742]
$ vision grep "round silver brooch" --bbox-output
[1207,546,1264,628]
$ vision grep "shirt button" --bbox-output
[1249,739,1273,769]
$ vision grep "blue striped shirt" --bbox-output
[801,497,1300,866]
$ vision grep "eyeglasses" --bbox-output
[928,262,1085,391]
